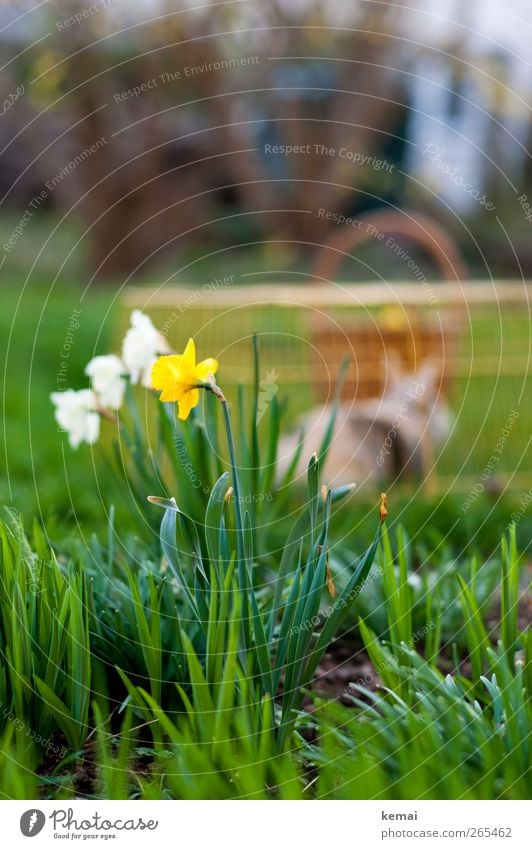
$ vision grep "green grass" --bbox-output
[0,284,125,534]
[0,508,528,800]
[315,647,531,800]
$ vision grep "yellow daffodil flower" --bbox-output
[151,338,218,420]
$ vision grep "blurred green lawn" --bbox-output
[1,281,122,535]
[1,277,530,554]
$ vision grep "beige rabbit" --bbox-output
[277,362,452,488]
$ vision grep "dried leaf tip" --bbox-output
[318,544,335,598]
[379,492,388,523]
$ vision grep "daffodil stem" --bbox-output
[220,400,244,539]
[206,381,246,566]
[97,406,120,427]
[217,392,252,645]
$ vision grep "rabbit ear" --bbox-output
[381,350,403,393]
[414,360,444,393]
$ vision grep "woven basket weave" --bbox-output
[309,209,468,401]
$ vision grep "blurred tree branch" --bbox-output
[5,0,413,278]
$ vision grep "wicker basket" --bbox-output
[310,209,468,401]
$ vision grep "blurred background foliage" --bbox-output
[1,0,532,281]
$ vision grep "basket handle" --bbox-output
[311,209,468,283]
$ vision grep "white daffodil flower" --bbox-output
[121,309,170,387]
[50,389,100,448]
[85,354,127,410]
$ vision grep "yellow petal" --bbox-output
[195,357,219,381]
[151,355,181,390]
[177,388,199,420]
[153,355,197,401]
[160,385,183,402]
[182,338,196,370]
[152,341,217,412]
